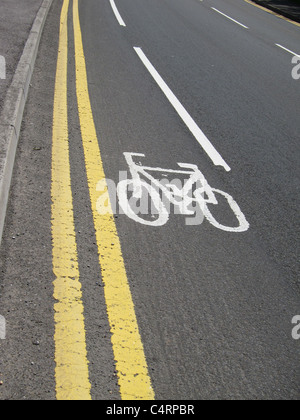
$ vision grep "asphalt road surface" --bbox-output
[0,0,299,400]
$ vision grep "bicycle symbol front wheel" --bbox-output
[200,188,250,233]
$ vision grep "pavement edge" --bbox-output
[248,0,300,25]
[0,0,54,246]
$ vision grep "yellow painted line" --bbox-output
[244,0,300,28]
[51,0,91,400]
[73,0,155,400]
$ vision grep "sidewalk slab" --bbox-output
[0,0,44,114]
[0,0,53,246]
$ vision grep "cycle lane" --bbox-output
[78,0,300,399]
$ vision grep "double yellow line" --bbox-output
[52,0,155,400]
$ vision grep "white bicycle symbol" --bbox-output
[117,153,249,232]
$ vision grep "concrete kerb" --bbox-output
[250,0,300,24]
[0,0,53,246]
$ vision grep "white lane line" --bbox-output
[211,8,249,29]
[134,47,231,172]
[109,0,126,27]
[275,44,300,57]
[0,315,6,340]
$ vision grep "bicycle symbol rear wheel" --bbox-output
[117,179,169,227]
